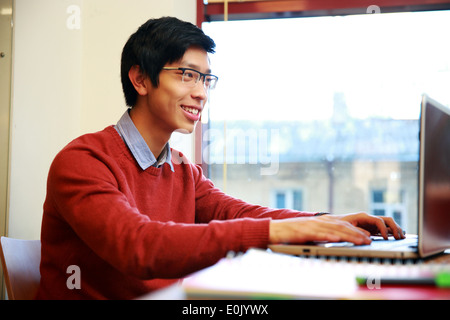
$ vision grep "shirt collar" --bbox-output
[115,109,174,172]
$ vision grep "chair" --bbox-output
[0,237,41,300]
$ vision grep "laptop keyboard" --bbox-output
[289,250,449,287]
[366,236,418,250]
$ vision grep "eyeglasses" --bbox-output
[162,67,218,90]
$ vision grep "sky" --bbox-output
[202,10,450,122]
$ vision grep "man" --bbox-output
[37,17,404,300]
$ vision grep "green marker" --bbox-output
[356,272,450,287]
[435,272,450,288]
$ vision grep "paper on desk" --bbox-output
[182,249,357,299]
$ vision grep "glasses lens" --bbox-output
[205,76,217,90]
[181,69,217,90]
[181,69,200,84]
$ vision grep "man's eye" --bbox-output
[184,71,196,79]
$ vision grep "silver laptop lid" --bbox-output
[418,95,450,257]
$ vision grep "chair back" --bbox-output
[0,237,41,300]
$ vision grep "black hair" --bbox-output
[121,16,216,107]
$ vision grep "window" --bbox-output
[201,10,450,232]
[272,189,304,211]
[372,191,386,204]
[370,189,407,230]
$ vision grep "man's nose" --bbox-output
[191,78,208,100]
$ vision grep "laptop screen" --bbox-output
[419,95,450,257]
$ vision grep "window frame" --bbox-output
[271,188,305,211]
[370,189,408,230]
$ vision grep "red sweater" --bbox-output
[37,126,316,299]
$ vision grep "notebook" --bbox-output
[269,95,450,259]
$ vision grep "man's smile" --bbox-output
[181,105,201,115]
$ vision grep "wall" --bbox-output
[8,0,196,240]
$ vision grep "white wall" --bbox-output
[8,0,196,240]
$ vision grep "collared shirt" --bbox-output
[114,109,174,172]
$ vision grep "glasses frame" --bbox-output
[162,67,218,90]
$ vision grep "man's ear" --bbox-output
[128,65,149,96]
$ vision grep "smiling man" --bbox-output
[36,17,403,300]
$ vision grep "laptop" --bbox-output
[269,95,450,260]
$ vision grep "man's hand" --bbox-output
[269,212,405,245]
[335,212,405,240]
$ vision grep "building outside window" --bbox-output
[272,189,304,211]
[371,189,408,231]
[201,10,450,233]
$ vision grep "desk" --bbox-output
[141,249,450,300]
